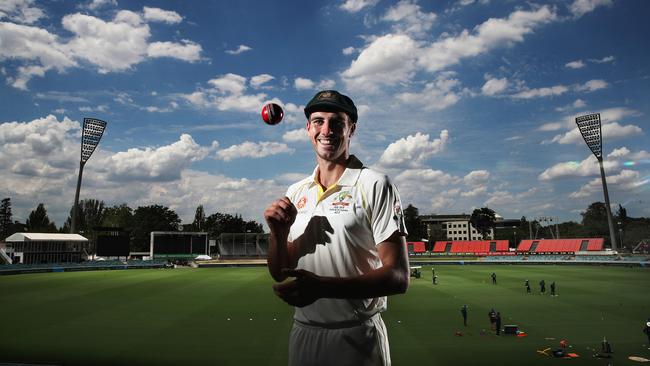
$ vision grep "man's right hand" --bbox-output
[264,197,297,236]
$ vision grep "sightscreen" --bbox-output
[153,234,207,255]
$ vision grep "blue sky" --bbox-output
[1,0,648,229]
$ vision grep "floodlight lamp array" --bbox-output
[81,118,107,163]
[575,113,602,159]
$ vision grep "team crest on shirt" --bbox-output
[329,191,352,214]
[296,196,307,210]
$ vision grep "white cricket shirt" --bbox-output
[285,155,407,325]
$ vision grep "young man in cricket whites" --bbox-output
[265,90,410,366]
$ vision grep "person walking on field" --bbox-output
[525,279,531,294]
[265,90,410,366]
[491,272,497,285]
[461,305,468,327]
[540,279,546,294]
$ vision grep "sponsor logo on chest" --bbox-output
[329,191,353,214]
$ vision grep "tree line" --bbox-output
[402,202,649,252]
[0,198,263,251]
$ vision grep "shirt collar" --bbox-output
[309,155,364,188]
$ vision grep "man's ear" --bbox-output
[349,122,356,137]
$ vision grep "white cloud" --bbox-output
[342,33,420,91]
[463,170,490,186]
[417,6,556,72]
[590,55,615,63]
[216,141,294,161]
[539,155,599,181]
[549,122,643,145]
[1,9,202,89]
[208,73,247,95]
[570,169,641,198]
[143,7,182,24]
[481,76,508,96]
[250,74,274,88]
[79,105,108,112]
[225,44,252,55]
[82,0,117,11]
[555,99,586,112]
[294,77,315,90]
[565,60,585,69]
[282,129,307,143]
[342,47,356,55]
[0,0,45,24]
[340,0,379,13]
[569,0,613,18]
[511,85,568,99]
[397,73,463,110]
[575,79,608,92]
[382,0,437,37]
[461,186,487,198]
[147,40,202,62]
[105,134,215,182]
[378,130,449,168]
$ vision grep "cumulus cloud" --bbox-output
[555,99,586,112]
[590,55,615,64]
[575,79,608,92]
[463,170,490,186]
[565,60,585,69]
[283,129,307,143]
[147,40,202,62]
[216,141,294,161]
[382,0,437,37]
[397,73,464,110]
[250,74,274,88]
[512,85,568,99]
[104,134,215,182]
[378,130,449,168]
[340,0,379,13]
[182,73,278,113]
[0,0,45,24]
[225,44,252,55]
[570,170,641,198]
[0,8,202,89]
[342,47,356,55]
[548,122,643,145]
[143,7,182,24]
[481,76,508,96]
[295,77,315,90]
[343,6,555,91]
[81,0,117,11]
[569,0,613,18]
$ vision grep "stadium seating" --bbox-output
[407,242,427,255]
[431,240,509,255]
[516,238,603,253]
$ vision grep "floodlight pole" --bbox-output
[597,156,618,251]
[575,113,618,251]
[71,118,107,234]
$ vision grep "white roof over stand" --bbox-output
[5,233,88,242]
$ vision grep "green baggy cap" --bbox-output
[304,90,358,122]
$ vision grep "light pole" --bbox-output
[575,113,618,251]
[71,118,107,233]
[617,221,623,249]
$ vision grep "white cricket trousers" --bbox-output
[288,314,390,366]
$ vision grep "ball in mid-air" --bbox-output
[261,103,284,125]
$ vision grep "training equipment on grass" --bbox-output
[262,103,284,125]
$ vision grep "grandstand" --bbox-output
[3,233,89,264]
[431,240,510,255]
[516,238,604,253]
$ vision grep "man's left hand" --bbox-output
[272,269,322,307]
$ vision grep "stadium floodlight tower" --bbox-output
[575,113,617,251]
[71,118,107,234]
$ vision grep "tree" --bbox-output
[25,203,57,232]
[204,212,263,240]
[63,199,106,234]
[102,203,134,229]
[616,204,628,222]
[192,205,206,231]
[581,202,609,242]
[130,205,181,251]
[470,207,496,239]
[403,204,423,241]
[0,198,12,239]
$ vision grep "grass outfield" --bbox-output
[1,265,649,365]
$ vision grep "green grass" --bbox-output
[1,265,649,365]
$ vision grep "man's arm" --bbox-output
[273,231,409,307]
[264,197,297,282]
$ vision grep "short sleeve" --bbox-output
[368,174,408,245]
